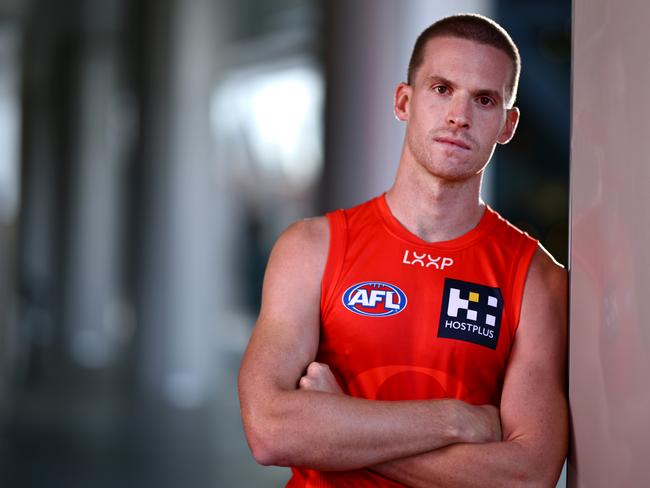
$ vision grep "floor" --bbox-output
[0,325,290,488]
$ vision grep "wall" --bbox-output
[569,0,650,485]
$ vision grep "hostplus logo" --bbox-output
[437,278,503,349]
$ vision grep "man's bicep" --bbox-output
[240,218,329,392]
[499,246,568,466]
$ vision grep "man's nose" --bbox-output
[446,96,471,128]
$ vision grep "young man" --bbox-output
[238,13,567,488]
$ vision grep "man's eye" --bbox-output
[478,96,493,106]
[434,86,448,94]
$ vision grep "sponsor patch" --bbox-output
[402,250,454,269]
[342,281,407,317]
[437,278,503,349]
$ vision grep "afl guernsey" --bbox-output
[287,194,538,488]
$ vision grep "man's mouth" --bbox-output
[434,137,472,150]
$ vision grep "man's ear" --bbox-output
[394,82,411,121]
[497,106,520,144]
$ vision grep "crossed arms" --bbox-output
[238,218,568,487]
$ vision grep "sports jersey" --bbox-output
[287,194,538,488]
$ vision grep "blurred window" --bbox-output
[0,23,21,224]
[211,60,323,198]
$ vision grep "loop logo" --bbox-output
[402,250,454,269]
[437,278,503,349]
[342,281,407,317]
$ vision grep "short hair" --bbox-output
[407,13,521,107]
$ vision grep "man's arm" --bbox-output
[370,246,568,487]
[300,245,567,485]
[238,218,502,471]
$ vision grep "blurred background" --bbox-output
[0,0,569,486]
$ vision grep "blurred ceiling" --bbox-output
[0,0,29,17]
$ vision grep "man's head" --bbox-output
[407,14,520,108]
[393,17,521,184]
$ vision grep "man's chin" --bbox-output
[422,160,484,183]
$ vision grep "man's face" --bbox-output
[395,36,519,182]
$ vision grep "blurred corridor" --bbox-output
[0,0,569,486]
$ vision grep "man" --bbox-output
[238,13,567,488]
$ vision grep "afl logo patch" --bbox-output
[342,281,407,317]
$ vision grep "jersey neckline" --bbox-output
[373,193,499,250]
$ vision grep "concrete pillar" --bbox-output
[136,0,230,409]
[61,2,135,367]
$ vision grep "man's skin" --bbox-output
[238,35,568,487]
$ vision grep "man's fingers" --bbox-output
[299,375,313,390]
[299,362,329,391]
[307,361,329,376]
[299,362,343,394]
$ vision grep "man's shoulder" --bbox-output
[485,208,566,303]
[272,216,330,263]
[262,216,330,302]
[281,216,329,243]
[275,195,381,251]
[531,243,566,280]
[526,243,567,303]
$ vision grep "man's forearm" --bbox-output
[241,387,499,471]
[373,437,565,488]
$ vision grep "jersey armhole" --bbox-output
[507,236,538,335]
[320,209,348,317]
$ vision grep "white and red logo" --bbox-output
[342,281,407,317]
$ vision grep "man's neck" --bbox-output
[385,167,486,243]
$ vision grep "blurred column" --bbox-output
[61,0,135,368]
[0,18,22,419]
[15,1,72,395]
[136,0,228,409]
[322,0,494,210]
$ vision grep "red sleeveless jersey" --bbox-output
[288,195,538,488]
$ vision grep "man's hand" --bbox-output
[299,362,344,394]
[299,361,502,444]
